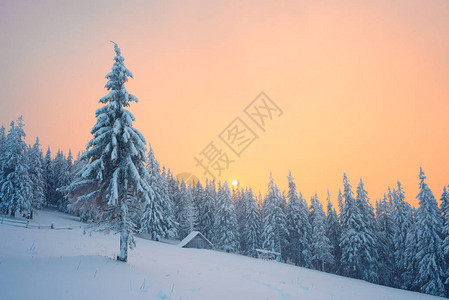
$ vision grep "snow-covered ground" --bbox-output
[0,210,443,300]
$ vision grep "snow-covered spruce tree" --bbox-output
[28,137,46,213]
[43,147,57,207]
[245,187,262,257]
[404,207,419,291]
[309,194,334,272]
[56,149,75,213]
[262,173,288,261]
[392,181,412,288]
[233,184,247,253]
[415,167,446,297]
[441,186,449,290]
[68,42,152,262]
[339,174,375,281]
[175,181,195,239]
[376,191,395,286]
[0,126,5,209]
[0,117,33,217]
[355,178,379,283]
[285,171,312,267]
[325,190,341,273]
[140,146,177,240]
[192,181,204,231]
[160,167,178,238]
[213,181,239,252]
[197,179,216,241]
[54,150,68,211]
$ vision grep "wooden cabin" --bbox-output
[178,231,213,249]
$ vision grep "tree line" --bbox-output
[0,116,77,217]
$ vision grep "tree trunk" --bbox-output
[117,230,128,262]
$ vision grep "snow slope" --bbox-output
[0,209,443,300]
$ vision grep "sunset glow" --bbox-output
[1,0,448,207]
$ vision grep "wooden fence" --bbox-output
[0,217,81,230]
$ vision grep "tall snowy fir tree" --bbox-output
[404,207,419,291]
[160,167,177,238]
[325,190,341,273]
[192,181,204,231]
[53,150,68,211]
[309,194,334,271]
[140,146,176,240]
[376,192,395,286]
[43,147,56,207]
[355,178,379,283]
[285,171,311,267]
[233,184,248,253]
[415,168,446,296]
[0,126,6,208]
[197,179,216,241]
[28,137,46,213]
[175,181,195,239]
[245,187,261,257]
[0,117,33,217]
[213,181,239,252]
[262,173,288,261]
[68,42,152,262]
[392,181,412,288]
[440,186,449,290]
[340,174,378,282]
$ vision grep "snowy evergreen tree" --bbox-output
[28,137,46,213]
[404,207,419,291]
[175,181,195,239]
[0,126,5,209]
[160,167,178,238]
[261,173,288,261]
[285,171,311,267]
[140,146,176,240]
[340,174,378,282]
[192,181,204,231]
[245,187,261,257]
[415,168,446,297]
[309,194,334,271]
[233,184,247,253]
[197,179,216,241]
[0,117,33,217]
[213,181,239,252]
[68,42,152,262]
[440,186,449,290]
[376,191,395,286]
[54,149,68,211]
[356,178,379,283]
[391,181,412,288]
[325,190,341,273]
[43,147,57,207]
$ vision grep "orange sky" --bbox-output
[1,0,448,207]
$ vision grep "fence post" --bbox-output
[26,221,29,228]
[51,222,54,229]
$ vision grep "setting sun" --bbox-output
[232,180,238,187]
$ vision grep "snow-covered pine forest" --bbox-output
[1,44,448,298]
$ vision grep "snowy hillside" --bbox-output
[0,210,443,300]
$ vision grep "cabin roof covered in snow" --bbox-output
[178,231,213,248]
